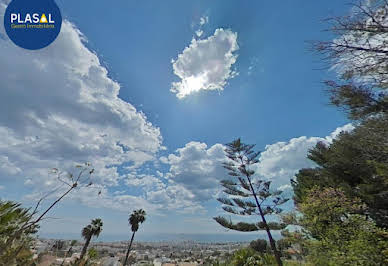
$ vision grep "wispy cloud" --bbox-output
[199,16,209,26]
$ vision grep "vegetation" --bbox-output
[214,139,289,266]
[249,239,268,253]
[123,209,146,266]
[314,0,388,120]
[0,200,38,265]
[79,218,103,261]
[60,240,77,266]
[283,187,388,265]
[0,1,387,266]
[208,246,310,266]
[292,116,388,228]
[87,247,99,262]
[285,1,388,264]
[0,163,95,262]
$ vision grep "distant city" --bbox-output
[34,238,248,265]
[37,232,279,243]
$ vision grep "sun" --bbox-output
[181,75,206,96]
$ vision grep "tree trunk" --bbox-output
[79,235,92,261]
[247,177,283,266]
[123,231,136,266]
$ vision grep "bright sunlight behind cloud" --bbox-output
[171,28,239,99]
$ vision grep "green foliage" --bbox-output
[87,247,98,260]
[293,1,388,265]
[124,209,147,266]
[276,238,292,258]
[227,247,277,266]
[129,209,146,232]
[293,115,388,228]
[291,187,388,265]
[325,81,388,120]
[299,187,365,240]
[82,218,103,240]
[279,230,309,261]
[249,239,269,253]
[0,200,39,266]
[214,139,287,266]
[79,218,103,261]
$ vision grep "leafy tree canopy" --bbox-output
[289,187,388,265]
[0,200,39,265]
[293,115,388,227]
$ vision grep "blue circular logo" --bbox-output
[4,0,62,50]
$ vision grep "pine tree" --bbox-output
[214,139,289,266]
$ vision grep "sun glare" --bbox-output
[181,75,206,96]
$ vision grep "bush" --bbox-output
[249,239,269,253]
[0,200,39,265]
[228,247,277,266]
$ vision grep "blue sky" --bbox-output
[0,0,352,240]
[58,0,347,148]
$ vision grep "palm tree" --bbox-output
[79,218,103,261]
[123,209,146,266]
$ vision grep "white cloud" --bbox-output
[146,183,205,214]
[200,16,209,26]
[159,125,354,204]
[325,123,355,142]
[171,29,239,98]
[0,1,162,211]
[72,185,162,214]
[0,2,217,215]
[247,56,260,76]
[125,174,166,191]
[195,29,203,38]
[254,124,354,188]
[0,155,21,175]
[253,136,322,188]
[156,170,163,177]
[160,142,227,201]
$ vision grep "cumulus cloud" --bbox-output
[146,183,205,214]
[252,136,321,189]
[0,1,162,211]
[251,123,353,189]
[72,185,162,213]
[251,123,354,189]
[0,154,22,176]
[125,174,166,191]
[171,29,239,98]
[0,1,211,215]
[159,142,227,202]
[159,125,354,203]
